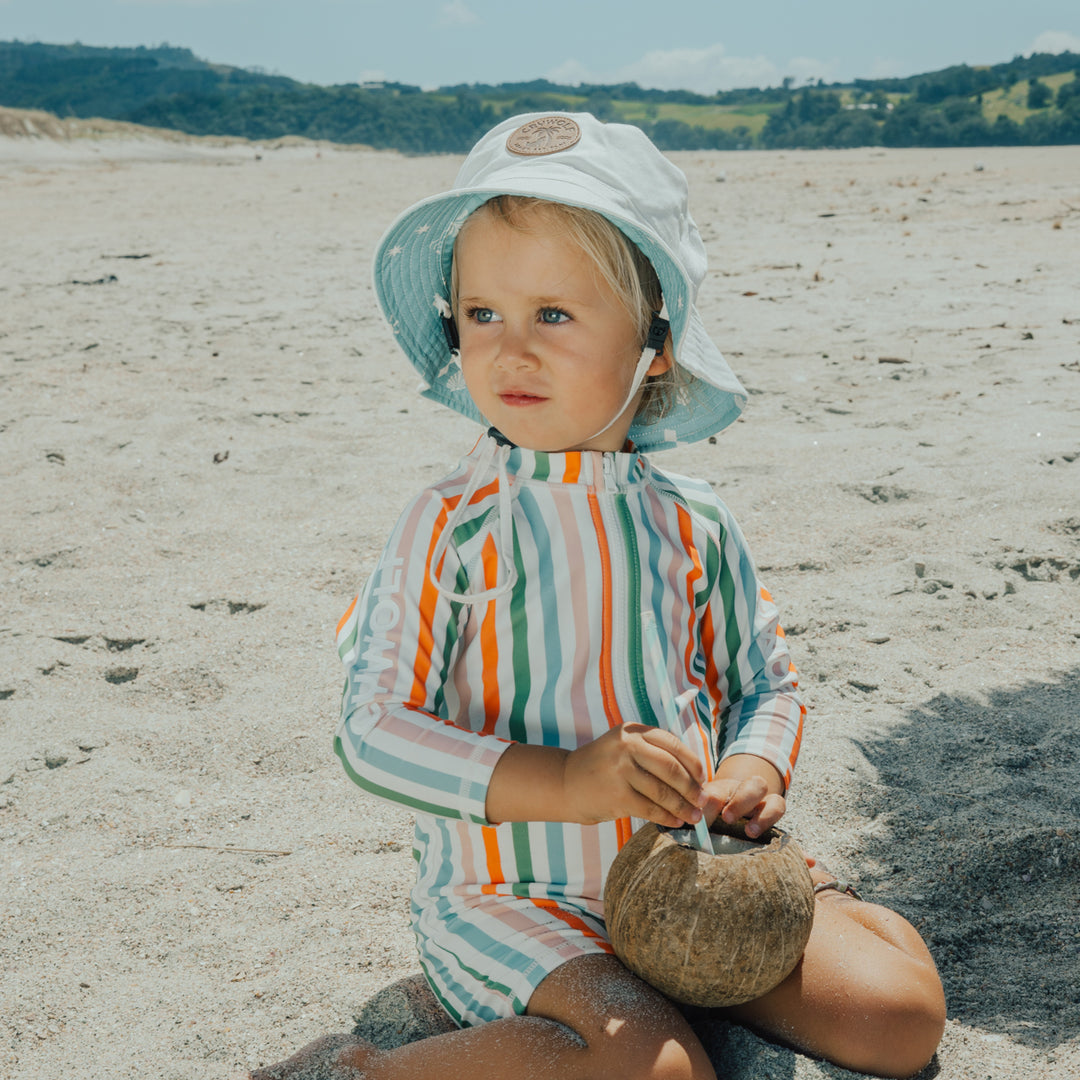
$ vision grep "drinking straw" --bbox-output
[641,612,713,852]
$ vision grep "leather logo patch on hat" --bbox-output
[506,116,581,156]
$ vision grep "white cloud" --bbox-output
[546,58,599,86]
[1028,30,1080,55]
[547,43,835,94]
[439,1,479,26]
[624,44,780,93]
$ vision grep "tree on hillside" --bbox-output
[1027,78,1052,109]
[1056,77,1080,108]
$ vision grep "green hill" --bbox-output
[1,40,1077,151]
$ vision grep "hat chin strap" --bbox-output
[584,305,669,447]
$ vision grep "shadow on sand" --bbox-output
[851,668,1080,1051]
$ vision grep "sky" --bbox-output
[2,0,1080,93]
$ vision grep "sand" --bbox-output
[1,106,1078,1079]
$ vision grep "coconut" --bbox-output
[603,820,815,1007]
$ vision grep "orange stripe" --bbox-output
[408,503,451,706]
[564,453,581,484]
[700,603,722,713]
[586,488,632,848]
[479,532,501,735]
[529,897,613,950]
[675,505,713,780]
[407,479,502,707]
[335,594,358,637]
[469,477,502,505]
[479,826,504,894]
[675,504,704,671]
[786,704,805,788]
[587,491,617,721]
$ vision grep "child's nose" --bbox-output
[494,324,539,369]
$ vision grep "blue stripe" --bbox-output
[516,487,564,746]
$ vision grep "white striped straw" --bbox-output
[641,612,713,852]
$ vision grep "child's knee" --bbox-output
[842,977,946,1078]
[592,1021,715,1080]
[528,956,716,1080]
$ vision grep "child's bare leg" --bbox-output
[723,870,946,1079]
[251,954,715,1080]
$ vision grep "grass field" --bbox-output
[458,70,1077,142]
[981,71,1075,122]
[610,100,773,135]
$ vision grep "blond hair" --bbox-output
[451,196,681,424]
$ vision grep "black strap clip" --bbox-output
[645,314,669,353]
[441,314,460,354]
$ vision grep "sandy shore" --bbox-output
[1,111,1078,1079]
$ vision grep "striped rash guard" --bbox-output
[334,432,804,1019]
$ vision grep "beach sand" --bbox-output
[1,107,1078,1079]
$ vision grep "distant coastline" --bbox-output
[1,40,1077,151]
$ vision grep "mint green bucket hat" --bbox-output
[372,111,746,452]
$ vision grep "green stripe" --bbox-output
[451,508,493,547]
[417,959,464,1026]
[715,520,744,703]
[431,571,466,720]
[510,821,534,894]
[334,736,485,823]
[698,516,720,605]
[439,946,527,1022]
[507,525,531,744]
[336,621,358,661]
[616,496,653,724]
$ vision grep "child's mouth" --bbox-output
[499,392,547,407]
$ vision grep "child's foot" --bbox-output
[249,1033,376,1080]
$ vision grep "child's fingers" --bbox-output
[705,776,787,837]
[740,793,786,837]
[626,728,707,811]
[629,724,708,787]
[563,724,707,825]
[624,759,704,827]
[716,774,768,820]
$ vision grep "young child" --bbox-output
[252,113,945,1080]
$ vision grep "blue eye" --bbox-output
[466,306,499,323]
[540,308,570,324]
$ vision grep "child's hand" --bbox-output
[562,723,707,827]
[703,754,787,839]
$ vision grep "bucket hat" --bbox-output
[373,111,746,452]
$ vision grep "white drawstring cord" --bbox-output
[428,438,518,605]
[584,301,669,445]
[425,295,665,607]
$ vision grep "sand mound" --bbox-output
[0,105,370,162]
[0,105,213,143]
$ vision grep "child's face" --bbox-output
[454,209,669,453]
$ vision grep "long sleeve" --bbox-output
[696,498,804,790]
[333,486,512,825]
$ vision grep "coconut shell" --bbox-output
[603,821,815,1007]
